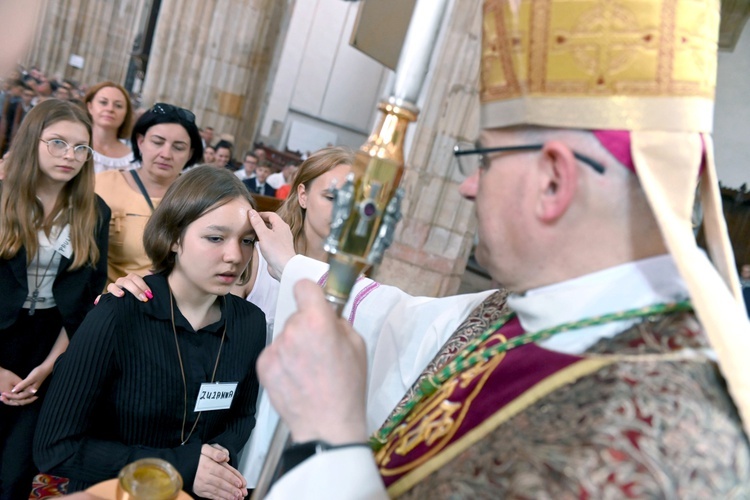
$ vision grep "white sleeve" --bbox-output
[267,447,387,500]
[239,255,329,487]
[240,255,494,486]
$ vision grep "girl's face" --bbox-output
[87,86,128,130]
[37,120,90,188]
[137,123,192,181]
[170,196,255,298]
[298,163,351,251]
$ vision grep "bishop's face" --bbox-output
[459,129,536,291]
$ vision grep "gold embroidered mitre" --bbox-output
[480,0,719,131]
[480,0,750,439]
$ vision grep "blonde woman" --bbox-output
[0,99,109,498]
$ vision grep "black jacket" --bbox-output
[0,195,110,337]
[243,177,277,197]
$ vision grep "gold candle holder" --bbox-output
[322,98,417,310]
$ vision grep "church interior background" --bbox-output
[19,0,750,295]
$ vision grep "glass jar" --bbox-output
[116,458,183,500]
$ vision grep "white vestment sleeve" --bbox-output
[240,255,494,487]
[266,448,387,500]
[239,256,329,486]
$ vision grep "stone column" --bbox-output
[25,0,149,86]
[371,1,483,297]
[140,0,293,157]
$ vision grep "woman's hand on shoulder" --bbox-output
[248,210,296,280]
[95,273,153,305]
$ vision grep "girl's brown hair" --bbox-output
[143,166,256,284]
[0,99,101,269]
[84,81,134,140]
[276,146,354,255]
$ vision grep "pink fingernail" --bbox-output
[145,290,154,299]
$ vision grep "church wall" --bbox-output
[140,0,292,158]
[25,0,149,86]
[258,0,390,153]
[714,21,750,189]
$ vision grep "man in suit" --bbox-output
[243,161,276,197]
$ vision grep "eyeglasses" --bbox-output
[40,139,94,162]
[453,142,606,177]
[152,102,196,123]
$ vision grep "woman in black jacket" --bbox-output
[0,99,110,498]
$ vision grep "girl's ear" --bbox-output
[298,183,308,209]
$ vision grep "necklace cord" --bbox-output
[169,286,227,446]
[26,238,58,315]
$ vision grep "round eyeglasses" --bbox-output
[40,139,94,163]
[453,141,606,177]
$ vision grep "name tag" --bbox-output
[54,225,73,259]
[194,382,238,412]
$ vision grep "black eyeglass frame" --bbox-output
[453,143,606,176]
[39,138,94,163]
[152,102,196,124]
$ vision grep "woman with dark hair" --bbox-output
[95,102,203,285]
[0,99,110,498]
[84,81,135,173]
[35,167,265,499]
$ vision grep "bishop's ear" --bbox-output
[535,140,579,222]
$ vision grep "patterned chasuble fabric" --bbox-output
[375,293,750,498]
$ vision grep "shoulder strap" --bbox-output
[129,169,155,212]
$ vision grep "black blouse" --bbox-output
[33,273,266,495]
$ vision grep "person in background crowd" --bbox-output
[95,102,202,285]
[200,125,214,149]
[53,84,72,101]
[253,147,267,164]
[84,81,135,173]
[214,140,233,170]
[34,167,265,499]
[32,77,53,105]
[243,161,275,197]
[0,100,109,498]
[0,81,35,154]
[235,151,258,181]
[203,144,216,166]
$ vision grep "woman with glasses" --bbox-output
[84,81,136,174]
[0,99,110,498]
[95,103,203,286]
